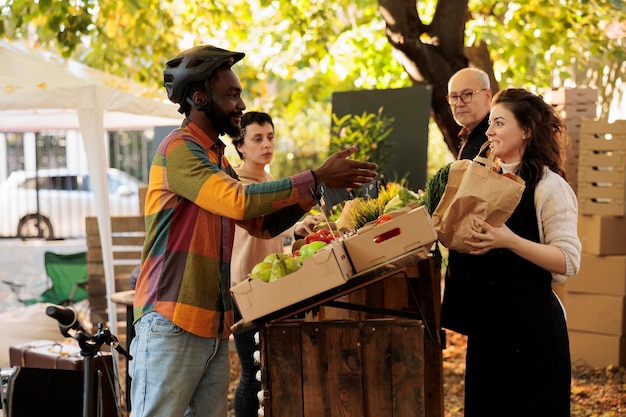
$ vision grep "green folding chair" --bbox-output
[2,251,88,306]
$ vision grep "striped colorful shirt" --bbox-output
[133,120,315,338]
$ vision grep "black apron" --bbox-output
[445,185,571,416]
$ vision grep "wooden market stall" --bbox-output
[234,249,444,417]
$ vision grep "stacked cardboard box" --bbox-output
[557,119,626,368]
[562,214,626,367]
[543,87,598,193]
[577,119,626,216]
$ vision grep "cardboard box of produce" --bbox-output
[343,204,437,273]
[231,241,354,323]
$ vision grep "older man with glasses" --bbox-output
[446,68,492,160]
[440,67,494,337]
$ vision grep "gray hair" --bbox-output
[448,68,491,91]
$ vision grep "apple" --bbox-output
[300,241,327,258]
[305,231,326,244]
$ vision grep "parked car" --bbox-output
[0,168,144,239]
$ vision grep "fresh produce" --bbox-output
[375,213,392,225]
[419,163,451,272]
[249,253,297,282]
[383,187,422,213]
[269,258,289,282]
[304,231,326,244]
[291,238,306,253]
[305,228,339,244]
[298,241,327,258]
[263,253,289,264]
[284,257,302,273]
[345,197,387,229]
[248,241,327,283]
[250,261,273,282]
[345,182,424,229]
[423,163,451,215]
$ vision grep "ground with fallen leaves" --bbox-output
[442,330,626,417]
[228,330,626,416]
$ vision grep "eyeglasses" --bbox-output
[446,88,488,105]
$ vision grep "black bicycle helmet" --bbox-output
[163,45,245,105]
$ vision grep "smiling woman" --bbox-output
[448,88,582,417]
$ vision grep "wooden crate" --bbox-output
[565,118,582,139]
[545,87,598,105]
[581,119,626,137]
[85,215,145,327]
[260,319,426,417]
[552,103,597,121]
[564,158,579,194]
[542,89,598,194]
[578,120,626,216]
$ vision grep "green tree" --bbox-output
[1,0,624,162]
[378,0,626,156]
[467,0,626,120]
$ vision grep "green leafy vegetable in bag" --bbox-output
[423,163,451,215]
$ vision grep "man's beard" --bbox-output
[205,101,241,139]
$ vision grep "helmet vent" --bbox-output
[187,57,210,69]
[166,57,184,69]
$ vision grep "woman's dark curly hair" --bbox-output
[491,88,570,188]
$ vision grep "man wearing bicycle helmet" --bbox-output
[130,45,378,417]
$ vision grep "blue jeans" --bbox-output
[129,312,230,417]
[233,305,261,417]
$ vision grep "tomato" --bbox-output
[305,231,325,244]
[375,213,393,225]
[322,232,340,244]
[312,229,337,244]
[292,250,300,257]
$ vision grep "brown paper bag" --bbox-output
[431,143,525,253]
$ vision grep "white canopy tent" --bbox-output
[0,39,182,335]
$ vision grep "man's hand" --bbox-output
[313,145,378,189]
